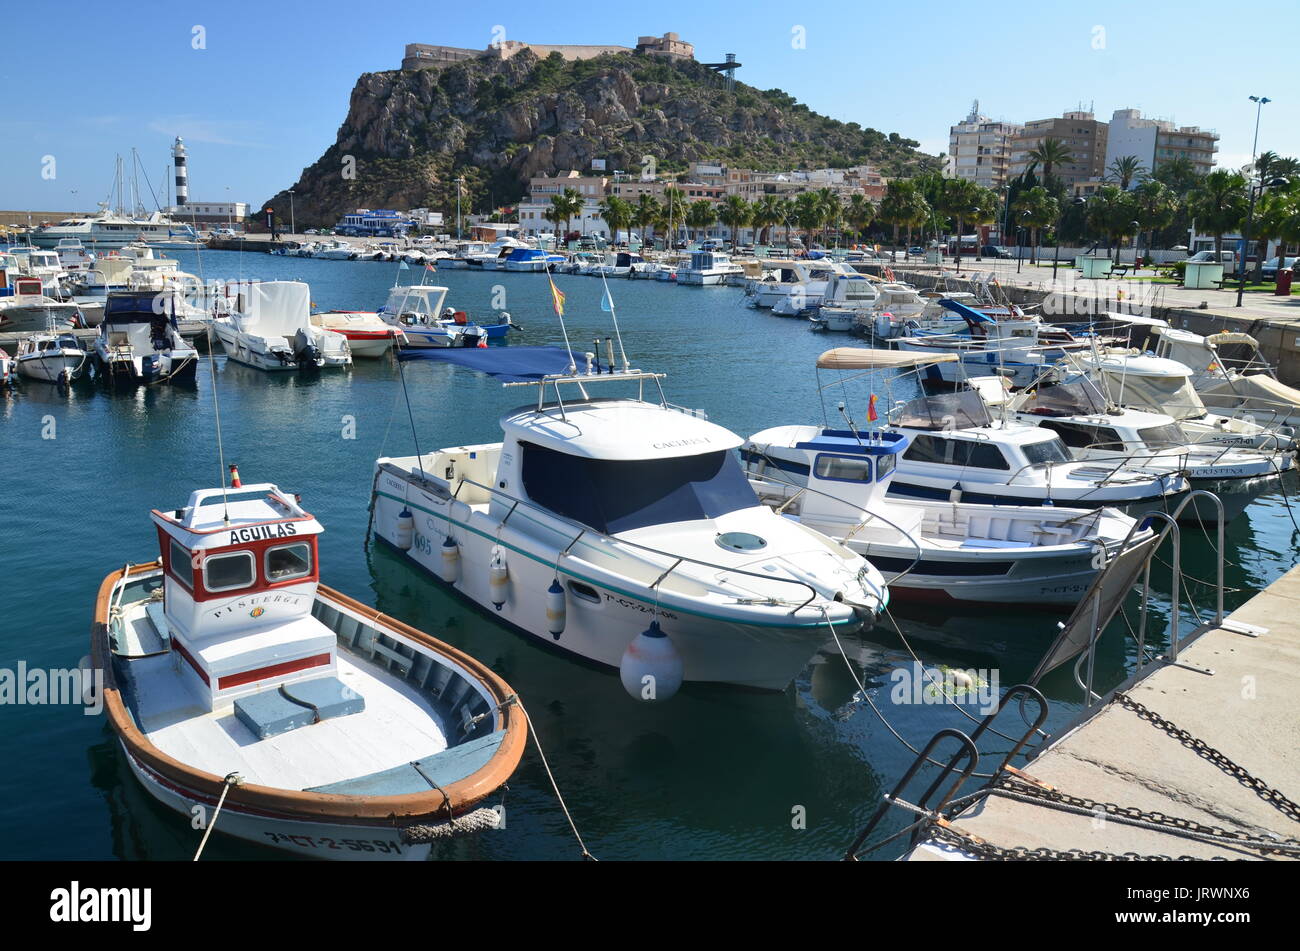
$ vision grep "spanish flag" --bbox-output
[548,273,566,318]
[867,394,879,422]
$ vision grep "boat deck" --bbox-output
[125,635,450,792]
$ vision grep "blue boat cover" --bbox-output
[937,298,995,324]
[398,344,576,381]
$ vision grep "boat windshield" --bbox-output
[1019,381,1109,417]
[1138,423,1187,449]
[520,442,758,534]
[1021,436,1072,466]
[893,390,993,430]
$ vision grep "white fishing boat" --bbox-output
[310,311,402,358]
[15,331,88,384]
[1006,380,1292,523]
[93,291,199,386]
[588,251,647,278]
[370,343,888,695]
[677,250,743,286]
[313,240,358,260]
[213,281,352,371]
[744,425,1150,607]
[0,271,81,332]
[749,259,850,310]
[376,285,511,349]
[93,476,525,860]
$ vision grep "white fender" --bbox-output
[545,578,566,639]
[619,621,683,702]
[488,549,509,609]
[440,535,460,583]
[394,508,414,551]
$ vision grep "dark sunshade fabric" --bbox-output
[398,344,575,382]
[895,390,992,430]
[520,442,758,534]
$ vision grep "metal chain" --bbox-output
[1117,692,1300,824]
[987,775,1300,856]
[928,822,1200,862]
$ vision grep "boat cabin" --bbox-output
[381,285,449,325]
[1014,383,1188,453]
[150,483,330,711]
[785,429,906,524]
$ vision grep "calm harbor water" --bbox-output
[2,249,1295,861]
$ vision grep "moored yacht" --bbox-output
[93,290,199,385]
[371,356,888,694]
[676,250,743,286]
[743,425,1151,607]
[15,332,88,385]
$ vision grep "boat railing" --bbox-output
[449,475,822,612]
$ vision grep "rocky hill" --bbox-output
[263,50,939,226]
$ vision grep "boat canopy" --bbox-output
[104,290,178,323]
[236,281,311,337]
[398,345,576,382]
[1016,381,1110,417]
[816,348,959,370]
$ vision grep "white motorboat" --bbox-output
[375,285,512,349]
[15,331,88,384]
[0,271,82,332]
[93,291,199,386]
[466,237,531,270]
[749,259,850,310]
[677,250,743,286]
[0,348,13,388]
[1069,350,1295,452]
[312,240,358,260]
[213,281,352,371]
[589,251,648,279]
[744,425,1151,607]
[502,248,566,272]
[310,311,401,358]
[1006,380,1293,523]
[93,477,525,860]
[371,356,888,694]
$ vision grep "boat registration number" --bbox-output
[262,832,403,854]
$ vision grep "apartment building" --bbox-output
[1008,111,1109,188]
[516,170,611,239]
[1105,108,1219,183]
[947,103,1022,190]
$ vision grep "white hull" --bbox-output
[16,350,86,382]
[124,746,430,861]
[372,469,868,690]
[0,301,81,332]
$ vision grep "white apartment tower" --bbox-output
[947,101,1022,190]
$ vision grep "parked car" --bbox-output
[907,246,925,257]
[1261,256,1298,280]
[981,245,1013,258]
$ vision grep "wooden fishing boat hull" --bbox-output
[93,565,526,861]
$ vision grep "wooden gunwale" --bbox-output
[92,562,526,825]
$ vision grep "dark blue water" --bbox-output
[1,249,1295,860]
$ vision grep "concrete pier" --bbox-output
[909,564,1300,860]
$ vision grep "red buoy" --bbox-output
[229,464,242,488]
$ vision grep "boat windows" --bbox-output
[169,538,193,590]
[815,454,873,483]
[519,442,758,534]
[877,453,897,480]
[1038,421,1124,451]
[203,551,256,593]
[1021,437,1072,467]
[1138,423,1186,449]
[903,435,1008,470]
[266,542,312,582]
[894,390,993,430]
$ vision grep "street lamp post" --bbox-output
[288,189,296,236]
[1237,96,1271,307]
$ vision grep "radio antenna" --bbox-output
[598,271,630,371]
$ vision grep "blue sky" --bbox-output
[5,0,1296,211]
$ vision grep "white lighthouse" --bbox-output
[172,136,188,207]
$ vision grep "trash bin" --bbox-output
[1184,261,1224,289]
[1276,268,1293,296]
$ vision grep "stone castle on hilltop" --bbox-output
[402,32,694,71]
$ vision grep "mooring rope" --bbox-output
[512,696,596,861]
[193,772,243,861]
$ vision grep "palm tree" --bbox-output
[631,193,660,249]
[1249,186,1294,281]
[550,187,584,240]
[1130,180,1176,262]
[844,193,876,245]
[1012,186,1059,264]
[792,191,823,250]
[1028,138,1075,188]
[935,177,984,269]
[1106,155,1147,191]
[1188,170,1248,258]
[598,195,633,246]
[1086,185,1141,264]
[660,187,687,247]
[815,188,842,246]
[717,195,752,245]
[879,179,930,249]
[1152,156,1200,197]
[685,200,717,242]
[750,194,784,246]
